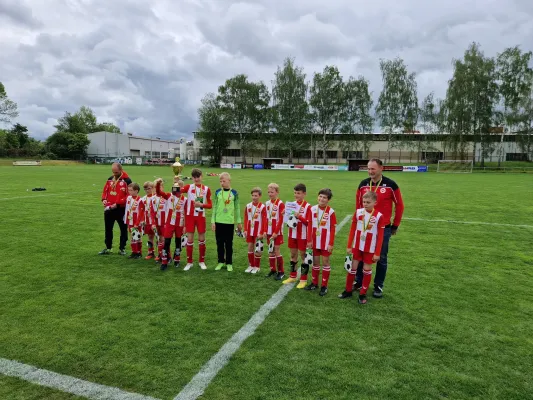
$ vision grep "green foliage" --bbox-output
[45,131,90,159]
[271,57,310,162]
[0,82,18,124]
[217,74,271,163]
[197,93,231,164]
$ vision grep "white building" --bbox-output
[87,131,199,160]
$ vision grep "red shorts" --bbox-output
[246,235,259,244]
[352,249,376,265]
[156,225,164,237]
[313,248,331,257]
[163,224,183,239]
[267,234,284,246]
[288,237,307,252]
[143,225,155,236]
[185,215,206,234]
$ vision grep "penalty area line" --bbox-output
[403,217,533,229]
[174,214,352,400]
[0,357,161,400]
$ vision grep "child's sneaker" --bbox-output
[358,294,367,304]
[145,253,155,260]
[199,262,207,270]
[215,263,225,271]
[274,272,285,281]
[160,263,168,271]
[304,283,318,291]
[245,266,253,273]
[98,248,112,255]
[174,260,180,268]
[282,277,297,284]
[319,286,328,296]
[226,264,233,272]
[296,281,307,289]
[265,270,277,278]
[155,256,161,262]
[128,253,137,259]
[251,267,260,274]
[338,290,353,299]
[184,263,194,271]
[119,249,126,256]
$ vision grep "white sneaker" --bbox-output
[251,267,260,274]
[245,266,253,273]
[199,262,207,270]
[184,263,194,271]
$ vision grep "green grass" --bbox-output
[1,165,532,399]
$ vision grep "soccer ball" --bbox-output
[287,214,298,229]
[255,240,264,253]
[131,228,142,243]
[181,235,188,248]
[268,239,274,253]
[344,255,353,272]
[304,250,313,267]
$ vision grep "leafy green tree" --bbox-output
[197,93,231,164]
[0,82,18,124]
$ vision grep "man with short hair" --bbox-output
[354,158,404,297]
[99,163,132,255]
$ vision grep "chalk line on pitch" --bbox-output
[174,214,352,400]
[0,358,160,400]
[403,217,533,229]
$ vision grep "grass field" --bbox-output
[1,164,532,400]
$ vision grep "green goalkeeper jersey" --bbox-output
[211,188,242,224]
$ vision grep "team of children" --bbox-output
[122,168,385,303]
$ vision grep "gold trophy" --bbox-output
[172,156,184,187]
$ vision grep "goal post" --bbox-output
[437,160,473,173]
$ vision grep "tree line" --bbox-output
[0,84,120,159]
[197,42,533,166]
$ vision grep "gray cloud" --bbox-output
[0,0,532,140]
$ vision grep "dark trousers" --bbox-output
[104,207,128,250]
[356,226,392,289]
[215,223,234,265]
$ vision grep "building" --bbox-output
[87,131,199,160]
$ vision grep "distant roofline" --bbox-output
[88,131,186,143]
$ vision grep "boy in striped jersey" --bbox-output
[283,183,312,286]
[305,188,337,296]
[265,183,285,280]
[339,191,386,304]
[140,181,156,260]
[244,187,267,273]
[151,178,167,262]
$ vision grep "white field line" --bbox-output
[403,217,533,229]
[0,358,161,400]
[174,214,352,400]
[0,190,98,201]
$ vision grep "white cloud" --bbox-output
[1,0,532,139]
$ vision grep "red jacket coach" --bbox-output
[99,163,132,255]
[354,158,404,298]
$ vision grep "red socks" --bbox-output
[361,269,372,295]
[269,256,276,272]
[321,266,331,287]
[312,265,320,286]
[248,252,254,267]
[277,256,284,273]
[254,255,262,269]
[199,241,206,262]
[187,241,193,263]
[158,241,164,257]
[346,269,356,292]
[289,261,297,279]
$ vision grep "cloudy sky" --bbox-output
[1,0,532,140]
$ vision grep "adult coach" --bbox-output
[354,158,404,298]
[98,163,132,255]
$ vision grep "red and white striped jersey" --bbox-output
[165,194,185,227]
[347,208,386,255]
[140,194,155,226]
[265,198,285,236]
[152,195,167,227]
[124,195,142,227]
[244,201,267,237]
[288,200,312,240]
[308,205,337,250]
[182,184,212,218]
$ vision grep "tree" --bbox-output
[45,131,90,159]
[309,65,345,164]
[197,93,231,164]
[497,46,533,165]
[516,74,533,160]
[217,74,271,164]
[54,106,119,134]
[376,58,418,162]
[340,76,374,158]
[270,57,310,163]
[445,43,499,166]
[10,123,29,148]
[0,82,18,124]
[419,93,439,162]
[95,122,121,133]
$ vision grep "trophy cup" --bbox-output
[172,157,184,187]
